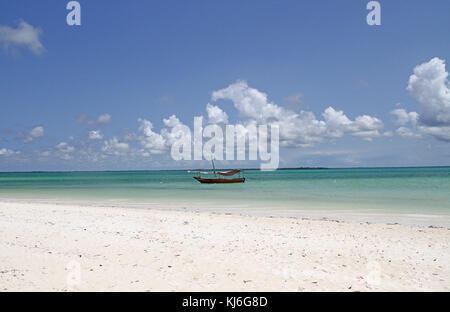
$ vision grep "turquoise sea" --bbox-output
[0,167,449,226]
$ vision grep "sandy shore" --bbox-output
[0,200,449,291]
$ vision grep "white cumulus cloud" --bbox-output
[137,118,167,155]
[97,113,112,125]
[102,137,129,156]
[24,126,44,143]
[391,109,419,126]
[0,148,19,156]
[137,115,191,155]
[30,126,44,138]
[88,130,103,140]
[57,142,75,153]
[206,103,229,124]
[211,80,384,146]
[0,20,45,55]
[397,57,450,141]
[407,57,450,126]
[55,142,75,160]
[323,107,383,140]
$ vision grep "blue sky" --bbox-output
[0,0,449,171]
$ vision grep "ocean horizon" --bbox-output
[1,165,449,173]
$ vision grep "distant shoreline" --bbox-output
[1,165,449,174]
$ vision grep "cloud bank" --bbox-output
[3,57,449,169]
[211,80,384,146]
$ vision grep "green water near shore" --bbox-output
[0,168,449,218]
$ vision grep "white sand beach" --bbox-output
[0,200,449,291]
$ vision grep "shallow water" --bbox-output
[0,168,449,221]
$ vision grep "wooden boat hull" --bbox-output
[194,176,245,184]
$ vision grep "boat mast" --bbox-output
[211,159,216,177]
